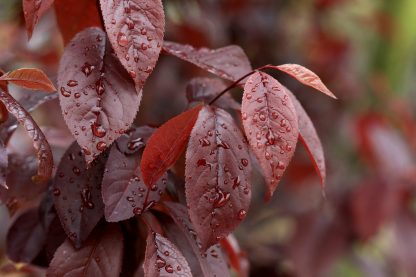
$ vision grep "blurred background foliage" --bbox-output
[2,0,416,276]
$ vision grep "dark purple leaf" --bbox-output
[186,77,240,110]
[163,41,252,82]
[99,0,165,87]
[0,90,53,183]
[53,142,106,248]
[0,139,7,188]
[48,224,123,277]
[165,202,230,277]
[241,72,299,200]
[115,125,155,155]
[58,27,141,163]
[185,106,252,250]
[102,131,167,222]
[144,231,192,277]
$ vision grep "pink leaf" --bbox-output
[185,106,252,250]
[163,41,252,82]
[267,64,336,99]
[48,224,123,276]
[99,0,165,87]
[144,231,192,277]
[52,142,106,248]
[58,27,141,164]
[23,0,54,39]
[241,72,299,200]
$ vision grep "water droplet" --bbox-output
[259,113,266,121]
[246,93,252,100]
[81,62,94,76]
[165,265,174,273]
[140,43,148,50]
[197,159,207,167]
[241,159,249,167]
[156,257,166,268]
[95,79,105,95]
[277,161,285,170]
[233,176,241,189]
[217,140,230,149]
[53,188,60,196]
[266,129,275,145]
[140,28,147,35]
[129,71,136,79]
[117,32,128,47]
[199,138,210,146]
[128,137,144,151]
[74,92,81,99]
[67,80,78,87]
[238,209,247,220]
[133,207,143,215]
[60,87,71,97]
[72,166,81,175]
[96,141,107,151]
[242,113,248,120]
[91,123,106,138]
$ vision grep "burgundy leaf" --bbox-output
[48,224,123,277]
[0,139,7,188]
[286,89,326,187]
[141,105,203,187]
[102,133,167,222]
[0,90,53,183]
[164,202,230,277]
[163,41,252,82]
[99,0,165,87]
[186,77,240,110]
[144,231,192,277]
[6,208,47,263]
[58,27,141,163]
[266,64,336,99]
[23,0,54,39]
[55,0,102,44]
[0,68,56,92]
[241,72,299,200]
[185,106,252,250]
[53,142,106,248]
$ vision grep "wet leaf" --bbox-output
[102,130,167,222]
[144,231,192,277]
[266,64,336,99]
[186,77,240,110]
[0,90,53,183]
[185,106,252,250]
[241,72,298,200]
[48,224,123,277]
[55,0,103,44]
[0,140,7,188]
[164,202,230,277]
[6,208,47,263]
[52,142,107,248]
[163,41,252,82]
[286,89,326,187]
[0,68,56,92]
[99,0,165,87]
[141,105,203,187]
[23,0,54,39]
[58,27,141,163]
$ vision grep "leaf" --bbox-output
[163,41,252,82]
[286,89,326,187]
[54,0,102,44]
[0,90,53,183]
[266,64,336,99]
[0,68,56,92]
[186,77,240,110]
[99,0,165,87]
[58,27,141,164]
[0,140,7,188]
[52,142,107,248]
[141,105,203,187]
[144,232,192,277]
[241,72,299,200]
[185,106,252,250]
[6,208,47,263]
[102,129,167,222]
[47,224,123,277]
[164,202,230,277]
[23,0,54,39]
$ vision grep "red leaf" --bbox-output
[102,128,167,222]
[54,0,102,44]
[0,90,53,183]
[164,202,230,277]
[266,64,337,99]
[163,41,253,82]
[0,68,56,92]
[23,0,54,39]
[58,27,141,163]
[52,142,106,248]
[286,89,326,187]
[48,224,123,277]
[185,106,252,250]
[186,77,240,110]
[241,72,299,200]
[144,231,192,277]
[99,0,165,87]
[6,208,47,263]
[141,105,203,187]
